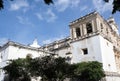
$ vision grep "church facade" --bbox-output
[0,11,120,81]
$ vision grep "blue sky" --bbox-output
[0,0,120,46]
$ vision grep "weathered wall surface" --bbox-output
[71,35,117,72]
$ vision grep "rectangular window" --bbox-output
[76,28,81,37]
[82,48,88,55]
[86,23,92,34]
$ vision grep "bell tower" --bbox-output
[69,11,98,40]
[107,17,119,35]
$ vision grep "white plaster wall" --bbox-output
[99,36,117,72]
[56,47,71,57]
[0,47,9,81]
[105,76,120,81]
[0,71,4,81]
[0,52,1,62]
[8,46,42,60]
[71,35,117,72]
[71,35,102,64]
[0,47,9,67]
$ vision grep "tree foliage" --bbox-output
[3,56,72,81]
[30,56,73,81]
[104,0,120,14]
[44,0,53,5]
[3,56,105,81]
[74,61,105,81]
[3,57,32,81]
[0,0,3,10]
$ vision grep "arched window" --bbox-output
[86,23,93,34]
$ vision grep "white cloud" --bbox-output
[35,9,57,22]
[55,0,69,12]
[0,38,8,46]
[92,0,113,13]
[17,16,27,24]
[35,13,43,20]
[10,0,29,11]
[55,0,80,12]
[70,0,80,8]
[80,6,88,11]
[42,35,66,44]
[34,0,40,2]
[46,9,57,22]
[16,16,34,26]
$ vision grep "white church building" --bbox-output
[0,11,120,81]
